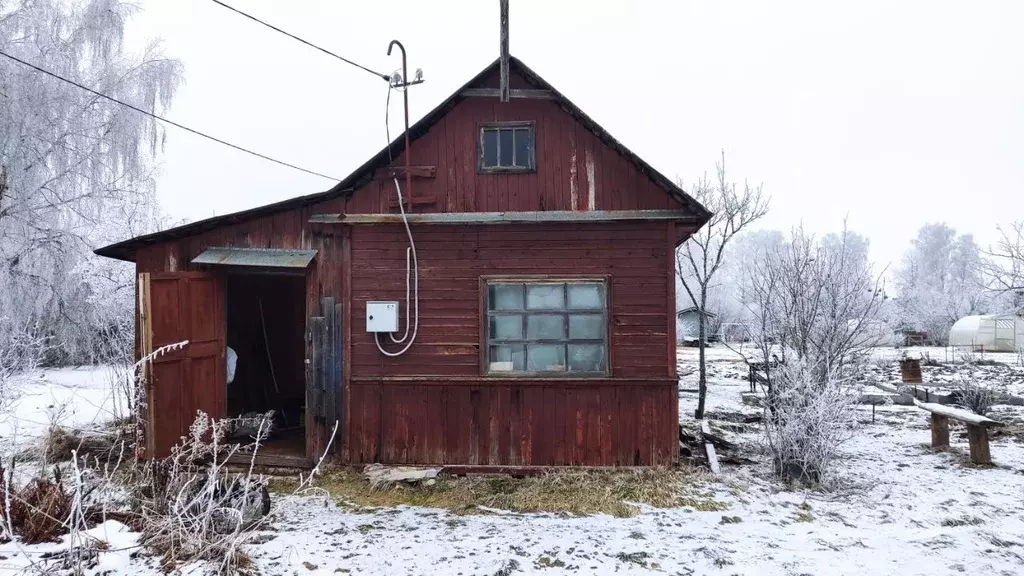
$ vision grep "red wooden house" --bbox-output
[96,56,710,468]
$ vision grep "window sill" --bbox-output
[477,166,536,174]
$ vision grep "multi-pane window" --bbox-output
[485,281,608,375]
[479,123,535,171]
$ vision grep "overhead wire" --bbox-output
[210,0,392,82]
[0,49,340,181]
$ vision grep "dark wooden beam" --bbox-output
[387,195,438,209]
[460,88,556,100]
[499,0,510,102]
[373,165,436,180]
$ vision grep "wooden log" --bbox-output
[966,424,992,465]
[931,413,950,448]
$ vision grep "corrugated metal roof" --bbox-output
[191,247,317,268]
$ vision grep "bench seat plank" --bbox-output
[918,403,1004,428]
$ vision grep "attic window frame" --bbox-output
[477,121,536,173]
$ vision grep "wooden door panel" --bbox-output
[149,277,186,353]
[188,276,221,343]
[144,272,225,457]
[151,358,184,457]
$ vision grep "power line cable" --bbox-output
[211,0,392,82]
[0,49,341,181]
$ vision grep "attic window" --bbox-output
[479,123,535,172]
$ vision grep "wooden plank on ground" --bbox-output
[700,420,720,475]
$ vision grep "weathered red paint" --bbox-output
[127,60,705,467]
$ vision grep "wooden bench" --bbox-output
[748,359,783,393]
[920,403,1005,465]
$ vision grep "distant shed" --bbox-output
[95,57,711,469]
[676,307,717,344]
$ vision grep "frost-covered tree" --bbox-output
[894,223,987,343]
[676,153,769,420]
[677,228,786,344]
[984,221,1024,307]
[0,0,181,366]
[746,224,885,484]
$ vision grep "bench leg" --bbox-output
[966,424,992,465]
[931,414,949,448]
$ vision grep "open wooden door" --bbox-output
[139,272,226,458]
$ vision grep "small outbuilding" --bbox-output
[948,314,1024,353]
[95,56,711,468]
[676,307,717,344]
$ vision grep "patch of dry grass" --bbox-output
[270,467,722,518]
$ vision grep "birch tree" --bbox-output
[0,0,181,366]
[677,152,769,420]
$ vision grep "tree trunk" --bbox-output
[695,293,709,419]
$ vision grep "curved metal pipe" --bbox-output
[387,40,412,204]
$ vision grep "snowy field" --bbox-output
[2,353,1024,575]
[0,366,127,458]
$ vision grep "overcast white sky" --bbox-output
[126,0,1024,272]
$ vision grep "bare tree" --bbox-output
[745,223,886,483]
[983,221,1024,303]
[677,152,769,419]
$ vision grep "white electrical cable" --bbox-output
[375,177,419,357]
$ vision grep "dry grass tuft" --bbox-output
[7,474,73,544]
[270,467,719,518]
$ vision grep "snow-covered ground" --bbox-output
[0,366,126,457]
[2,354,1024,575]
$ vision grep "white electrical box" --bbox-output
[366,301,400,333]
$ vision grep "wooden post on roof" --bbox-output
[499,0,510,102]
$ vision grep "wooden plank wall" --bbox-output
[316,72,679,216]
[129,67,699,467]
[346,222,686,466]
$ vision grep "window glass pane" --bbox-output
[568,344,605,372]
[490,345,525,372]
[568,314,604,339]
[499,129,514,166]
[568,284,604,309]
[514,128,533,167]
[527,314,564,340]
[527,344,566,372]
[489,284,523,310]
[482,129,498,167]
[489,315,522,340]
[526,284,565,309]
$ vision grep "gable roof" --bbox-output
[96,56,711,262]
[677,307,716,318]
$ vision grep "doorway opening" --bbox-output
[225,273,306,458]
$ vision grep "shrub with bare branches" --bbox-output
[745,223,885,484]
[761,359,858,484]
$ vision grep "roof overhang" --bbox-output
[191,247,317,269]
[310,210,703,226]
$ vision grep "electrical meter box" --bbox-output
[366,301,399,333]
